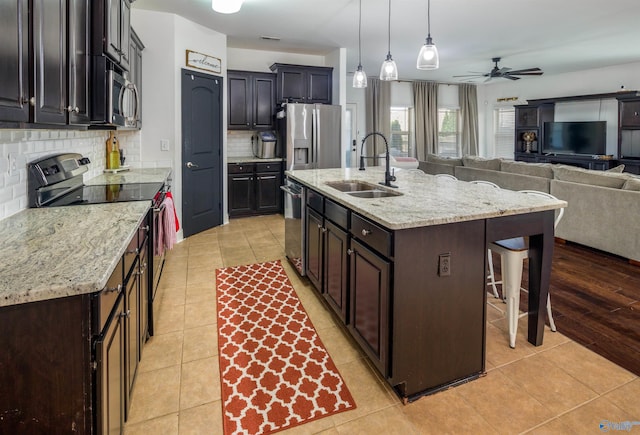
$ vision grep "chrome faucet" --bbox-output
[359,132,397,188]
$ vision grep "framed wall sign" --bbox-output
[186,50,222,74]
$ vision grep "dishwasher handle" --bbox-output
[280,185,302,199]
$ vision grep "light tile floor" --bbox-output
[125,215,639,434]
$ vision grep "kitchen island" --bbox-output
[286,167,566,401]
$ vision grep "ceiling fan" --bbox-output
[454,57,544,82]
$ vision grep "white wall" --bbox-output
[227,48,326,72]
[132,9,227,234]
[477,61,640,157]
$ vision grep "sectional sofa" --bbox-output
[418,155,640,263]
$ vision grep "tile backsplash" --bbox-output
[0,129,141,220]
[227,130,259,158]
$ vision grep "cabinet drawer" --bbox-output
[228,163,255,174]
[306,189,324,213]
[256,162,281,173]
[350,213,392,258]
[93,260,124,333]
[621,101,640,127]
[325,199,349,230]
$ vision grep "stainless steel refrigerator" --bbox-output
[279,103,341,277]
[279,103,342,171]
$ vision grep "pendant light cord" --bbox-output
[427,0,431,38]
[387,0,391,56]
[358,0,362,65]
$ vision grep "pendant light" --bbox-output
[416,0,439,70]
[211,0,244,14]
[379,0,398,80]
[353,0,368,88]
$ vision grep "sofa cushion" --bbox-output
[462,156,502,171]
[500,160,554,179]
[426,154,463,166]
[622,178,640,191]
[551,164,630,189]
[606,164,625,173]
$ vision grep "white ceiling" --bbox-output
[132,0,640,84]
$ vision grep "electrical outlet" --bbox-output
[438,253,451,277]
[160,139,170,151]
[8,153,17,176]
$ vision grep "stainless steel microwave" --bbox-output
[91,56,139,127]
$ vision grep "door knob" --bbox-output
[186,161,199,169]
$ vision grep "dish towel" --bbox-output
[154,205,165,257]
[162,195,177,251]
[165,191,180,231]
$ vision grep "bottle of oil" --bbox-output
[106,131,120,170]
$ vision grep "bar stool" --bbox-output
[488,190,562,348]
[434,173,457,180]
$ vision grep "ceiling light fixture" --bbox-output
[416,0,439,70]
[379,0,398,80]
[352,0,367,88]
[211,0,244,14]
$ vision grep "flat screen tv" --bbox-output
[543,121,606,156]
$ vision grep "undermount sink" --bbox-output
[325,180,381,192]
[325,180,403,198]
[347,190,403,198]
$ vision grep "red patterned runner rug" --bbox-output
[215,260,356,435]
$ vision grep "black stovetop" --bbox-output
[45,182,164,207]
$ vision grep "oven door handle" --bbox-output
[280,185,301,198]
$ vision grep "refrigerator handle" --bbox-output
[312,107,318,167]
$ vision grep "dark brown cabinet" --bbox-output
[514,103,554,156]
[104,0,131,70]
[228,162,283,217]
[68,0,91,125]
[270,63,333,104]
[228,70,275,130]
[306,206,324,291]
[126,28,144,129]
[0,0,30,123]
[618,97,640,162]
[324,219,349,322]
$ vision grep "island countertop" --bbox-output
[286,167,566,230]
[0,202,151,308]
[86,167,172,185]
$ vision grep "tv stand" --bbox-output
[516,152,618,170]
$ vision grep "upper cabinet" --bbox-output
[126,29,144,129]
[227,70,276,130]
[0,0,91,127]
[94,0,132,71]
[269,63,333,105]
[0,0,30,123]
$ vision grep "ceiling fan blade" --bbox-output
[508,67,542,74]
[503,75,520,80]
[453,74,485,78]
[497,67,512,74]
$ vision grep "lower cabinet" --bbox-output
[228,162,283,217]
[305,206,324,291]
[323,220,349,322]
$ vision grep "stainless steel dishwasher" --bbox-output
[280,177,306,276]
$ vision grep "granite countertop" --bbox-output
[228,156,284,164]
[0,202,151,307]
[286,167,567,230]
[86,167,172,185]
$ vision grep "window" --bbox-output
[390,107,414,157]
[438,108,460,157]
[494,107,515,159]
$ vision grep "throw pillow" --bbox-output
[552,165,630,189]
[622,178,640,191]
[500,160,554,179]
[606,164,625,173]
[426,154,463,166]
[462,156,502,171]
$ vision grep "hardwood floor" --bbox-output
[499,240,640,376]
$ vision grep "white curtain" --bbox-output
[413,81,438,160]
[365,78,391,164]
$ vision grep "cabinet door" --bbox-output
[228,174,254,217]
[255,172,281,214]
[323,221,349,322]
[33,0,68,125]
[252,73,275,129]
[227,72,251,129]
[305,207,324,291]
[620,100,640,127]
[348,238,390,375]
[279,69,306,102]
[105,0,121,63]
[307,68,332,104]
[125,267,139,415]
[515,107,538,128]
[0,0,29,122]
[96,295,125,435]
[68,0,91,125]
[139,241,149,349]
[119,0,131,71]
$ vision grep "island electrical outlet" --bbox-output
[438,253,451,277]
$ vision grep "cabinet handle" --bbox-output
[317,223,323,229]
[29,97,35,107]
[143,225,150,232]
[120,310,131,318]
[347,248,354,256]
[258,176,277,180]
[246,123,250,126]
[361,229,372,236]
[103,284,122,294]
[126,247,139,255]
